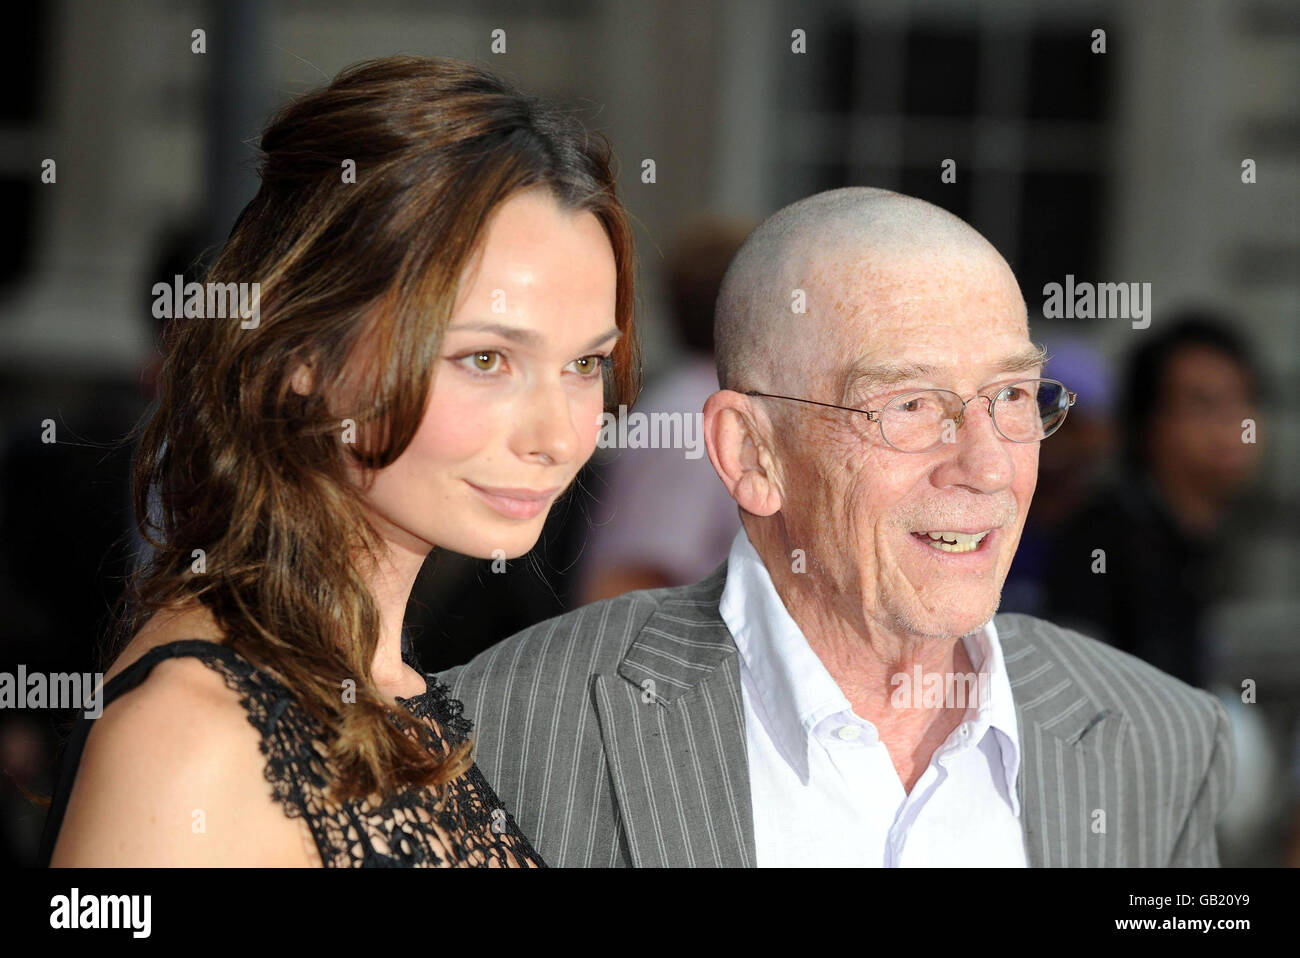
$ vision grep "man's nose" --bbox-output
[937,397,1017,491]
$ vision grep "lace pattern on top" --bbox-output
[164,640,545,868]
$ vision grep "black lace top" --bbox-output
[37,639,546,868]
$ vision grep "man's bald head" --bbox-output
[713,187,1018,392]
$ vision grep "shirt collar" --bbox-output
[719,526,1021,811]
[962,616,1023,816]
[720,526,849,782]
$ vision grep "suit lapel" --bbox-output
[592,567,756,867]
[997,614,1124,867]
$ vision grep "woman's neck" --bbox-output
[359,528,433,699]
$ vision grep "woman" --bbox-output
[39,55,639,867]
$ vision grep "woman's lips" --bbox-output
[465,482,561,520]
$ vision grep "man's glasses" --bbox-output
[743,378,1077,454]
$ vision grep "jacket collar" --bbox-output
[613,562,735,703]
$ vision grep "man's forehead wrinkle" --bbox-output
[799,243,1012,319]
[839,340,1049,396]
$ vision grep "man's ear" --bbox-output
[703,390,784,517]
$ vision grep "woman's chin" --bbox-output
[435,527,544,562]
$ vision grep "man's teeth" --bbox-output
[918,530,989,553]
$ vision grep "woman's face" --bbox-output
[355,188,620,560]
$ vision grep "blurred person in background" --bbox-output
[0,718,46,866]
[1043,312,1266,690]
[579,216,752,602]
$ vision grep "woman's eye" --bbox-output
[569,354,609,378]
[458,350,502,374]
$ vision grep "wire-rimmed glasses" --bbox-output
[743,378,1077,453]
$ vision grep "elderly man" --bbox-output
[438,188,1234,867]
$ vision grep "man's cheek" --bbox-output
[1015,447,1040,497]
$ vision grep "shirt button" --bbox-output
[959,725,970,736]
[836,725,862,741]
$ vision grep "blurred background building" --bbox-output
[0,0,1296,866]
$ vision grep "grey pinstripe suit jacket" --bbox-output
[438,563,1234,867]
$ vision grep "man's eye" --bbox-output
[998,385,1028,403]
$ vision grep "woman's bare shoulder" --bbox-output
[51,604,318,866]
[101,601,227,685]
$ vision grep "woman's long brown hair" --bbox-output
[116,55,639,802]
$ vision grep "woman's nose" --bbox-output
[513,382,580,465]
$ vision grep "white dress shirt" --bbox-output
[718,527,1028,867]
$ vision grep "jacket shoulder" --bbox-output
[440,567,727,693]
[995,611,1230,748]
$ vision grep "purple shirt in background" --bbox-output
[579,355,739,591]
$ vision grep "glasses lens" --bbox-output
[880,390,963,452]
[994,380,1069,441]
[879,381,1070,450]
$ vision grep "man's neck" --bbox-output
[746,520,976,716]
[742,518,988,792]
